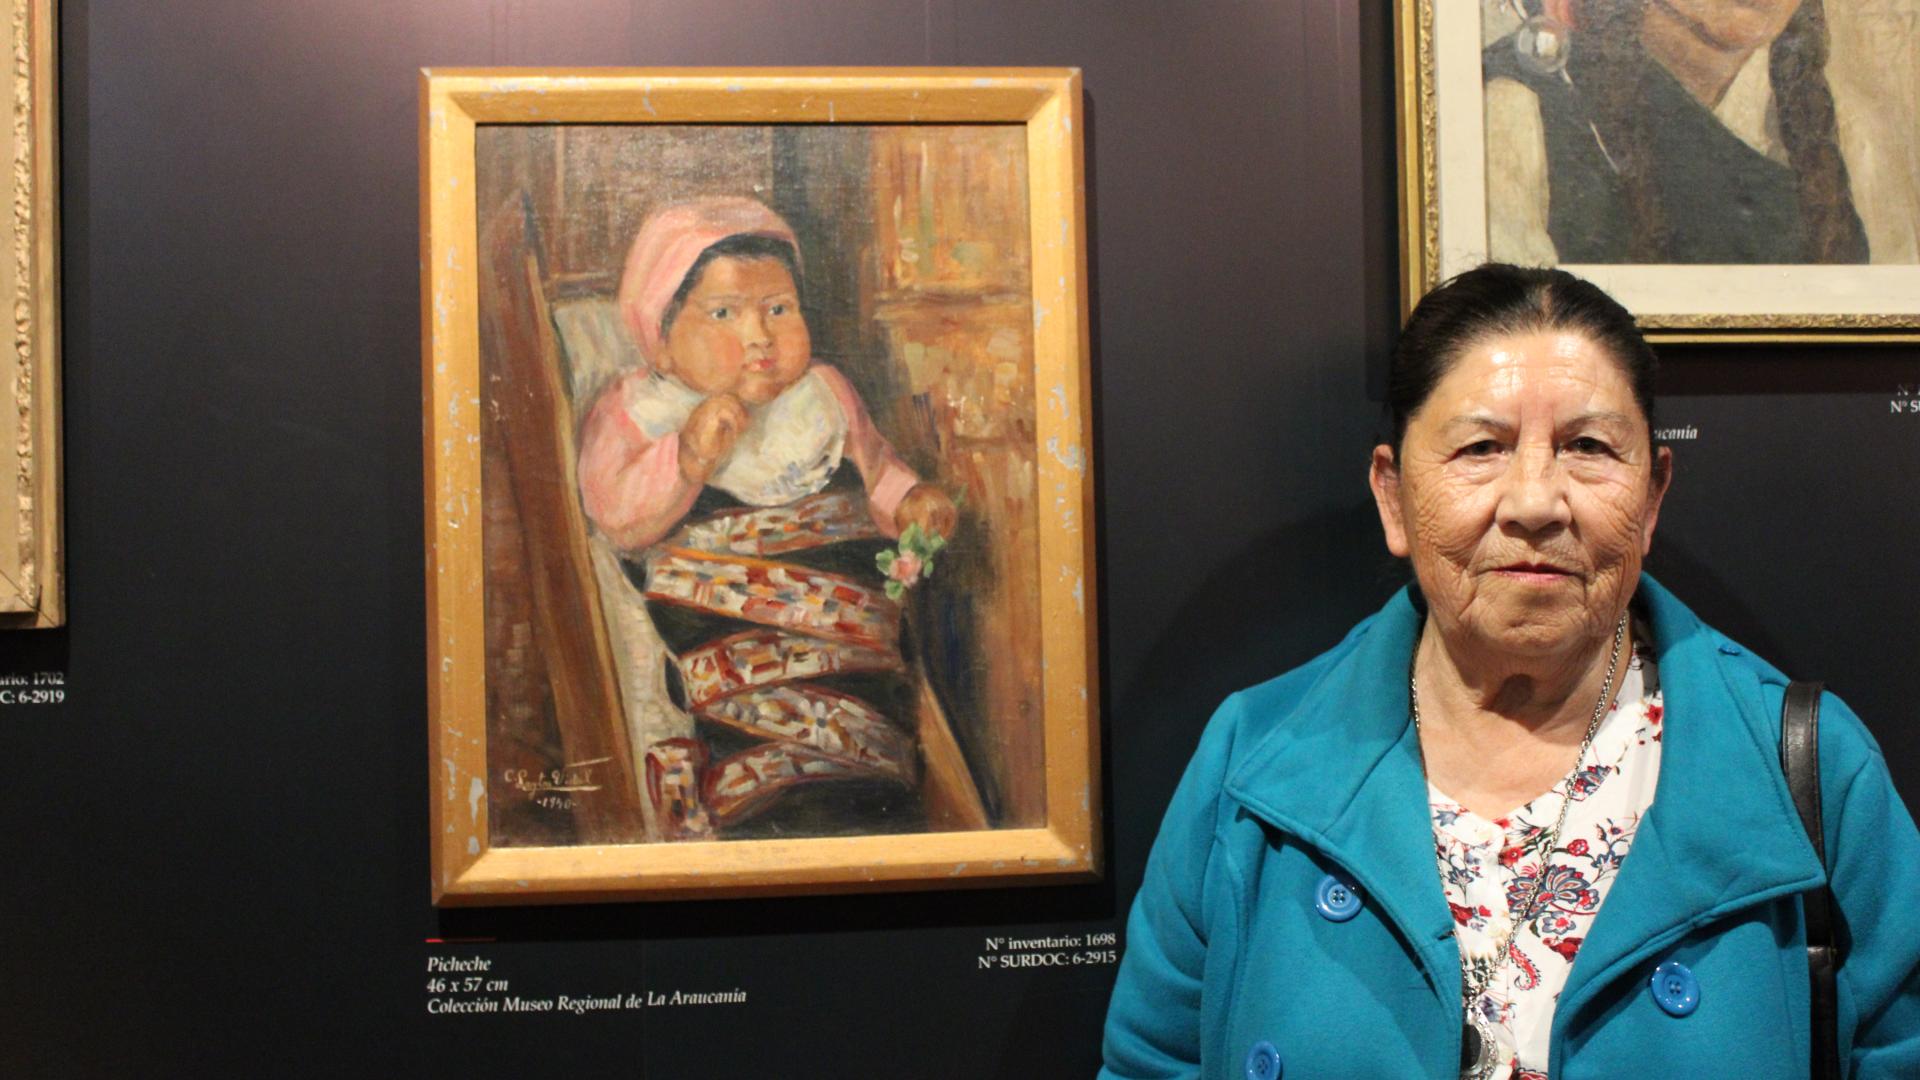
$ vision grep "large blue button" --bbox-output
[1314,873,1362,922]
[1243,1039,1282,1080]
[1650,959,1700,1017]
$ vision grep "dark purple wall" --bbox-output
[3,2,1913,1075]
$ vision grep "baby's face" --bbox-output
[658,256,810,405]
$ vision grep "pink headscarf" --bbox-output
[616,197,802,366]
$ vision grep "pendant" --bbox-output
[1460,1015,1501,1079]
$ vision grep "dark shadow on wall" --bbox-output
[1107,498,1410,895]
[1360,0,1404,407]
[1657,345,1919,397]
[1642,533,1794,674]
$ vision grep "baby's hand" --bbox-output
[895,483,958,540]
[679,394,747,483]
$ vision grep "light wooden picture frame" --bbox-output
[2,0,61,627]
[1396,0,1920,343]
[422,68,1099,905]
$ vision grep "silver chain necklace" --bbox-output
[1411,611,1628,1080]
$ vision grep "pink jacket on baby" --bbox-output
[577,362,920,552]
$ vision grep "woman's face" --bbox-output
[1370,329,1671,660]
[1647,0,1803,53]
[658,255,811,405]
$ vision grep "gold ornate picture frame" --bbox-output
[1395,0,1920,343]
[3,0,61,627]
[422,68,1099,905]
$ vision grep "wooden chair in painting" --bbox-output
[479,197,988,846]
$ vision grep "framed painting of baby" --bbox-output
[421,69,1098,904]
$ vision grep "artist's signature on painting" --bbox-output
[502,759,606,811]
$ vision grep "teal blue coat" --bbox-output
[1101,577,1920,1078]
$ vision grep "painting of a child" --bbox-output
[576,197,961,840]
[579,198,956,550]
[471,118,1053,856]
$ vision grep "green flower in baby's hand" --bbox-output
[877,522,948,600]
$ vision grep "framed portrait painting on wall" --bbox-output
[422,68,1098,904]
[3,0,62,628]
[1397,0,1920,341]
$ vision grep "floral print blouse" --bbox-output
[1431,643,1663,1080]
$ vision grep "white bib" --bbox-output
[622,368,848,507]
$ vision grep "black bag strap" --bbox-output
[1781,680,1840,1080]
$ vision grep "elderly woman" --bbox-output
[1099,265,1920,1079]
